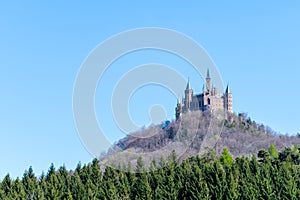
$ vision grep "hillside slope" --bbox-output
[101,110,300,169]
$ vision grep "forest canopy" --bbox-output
[1,145,300,199]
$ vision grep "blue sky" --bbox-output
[0,1,300,179]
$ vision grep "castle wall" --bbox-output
[176,71,233,120]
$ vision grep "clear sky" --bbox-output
[1,1,300,179]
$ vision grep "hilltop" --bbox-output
[101,110,300,168]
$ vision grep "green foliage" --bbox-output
[1,146,300,199]
[220,147,234,166]
[258,149,270,161]
[268,143,279,159]
[1,174,12,197]
[131,157,152,200]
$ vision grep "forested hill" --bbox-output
[103,111,300,168]
[1,147,300,199]
[1,111,300,199]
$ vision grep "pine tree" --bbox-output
[126,162,136,199]
[57,165,69,189]
[148,158,159,197]
[236,156,260,199]
[279,161,297,199]
[65,189,73,200]
[224,172,238,200]
[183,162,210,200]
[90,159,105,199]
[258,149,270,162]
[258,161,276,200]
[11,178,26,200]
[204,160,227,199]
[69,172,85,200]
[1,174,12,197]
[47,171,62,199]
[116,170,130,199]
[220,147,234,166]
[102,167,119,200]
[132,157,152,200]
[22,166,38,199]
[86,178,96,199]
[268,143,279,159]
[177,158,192,199]
[157,151,178,199]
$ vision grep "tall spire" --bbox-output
[206,69,210,79]
[206,69,211,92]
[186,77,190,90]
[225,83,231,94]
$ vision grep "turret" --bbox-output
[225,84,231,94]
[224,83,233,113]
[206,69,211,92]
[184,79,193,111]
[175,99,182,120]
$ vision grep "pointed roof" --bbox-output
[206,69,210,79]
[185,78,190,90]
[225,83,231,94]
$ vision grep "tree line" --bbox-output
[1,145,300,199]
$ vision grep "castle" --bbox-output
[175,69,232,120]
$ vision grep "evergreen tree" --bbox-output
[257,161,276,200]
[224,172,238,200]
[268,143,279,159]
[204,160,227,199]
[148,158,159,197]
[1,174,12,197]
[11,178,26,200]
[126,162,136,199]
[46,170,62,199]
[220,147,234,166]
[116,170,130,199]
[132,157,152,200]
[258,149,270,162]
[177,159,192,199]
[22,166,38,199]
[183,162,210,200]
[69,172,85,200]
[102,167,119,200]
[38,172,47,200]
[158,151,178,199]
[46,163,56,181]
[2,145,300,199]
[279,161,297,199]
[236,157,260,199]
[65,189,73,200]
[90,159,105,199]
[85,178,97,199]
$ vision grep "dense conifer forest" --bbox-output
[1,145,300,199]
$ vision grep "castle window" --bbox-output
[207,98,211,105]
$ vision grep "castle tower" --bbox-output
[184,79,193,111]
[206,69,211,93]
[175,99,182,120]
[224,84,233,113]
[175,73,233,120]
